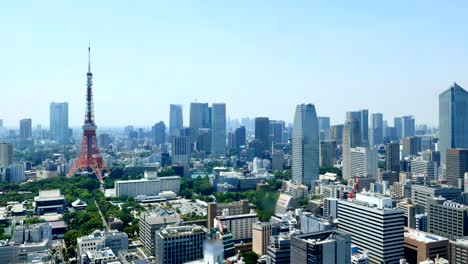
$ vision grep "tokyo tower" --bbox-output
[67,45,109,182]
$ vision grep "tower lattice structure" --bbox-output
[67,45,109,182]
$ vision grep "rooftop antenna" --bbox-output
[88,41,91,73]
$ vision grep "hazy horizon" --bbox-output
[2,1,468,127]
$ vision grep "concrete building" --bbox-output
[207,200,251,229]
[449,238,468,264]
[0,238,51,264]
[349,147,378,178]
[266,233,291,264]
[284,181,309,200]
[139,209,181,256]
[115,172,180,197]
[397,200,424,229]
[438,83,468,165]
[411,185,461,212]
[402,136,421,158]
[446,149,468,188]
[411,158,438,181]
[77,230,128,259]
[7,163,25,183]
[292,104,319,187]
[155,225,208,264]
[252,222,273,256]
[427,197,468,239]
[0,143,13,168]
[319,140,336,167]
[211,103,226,157]
[290,230,351,264]
[213,212,258,241]
[33,189,65,215]
[337,193,404,263]
[403,228,449,264]
[169,104,183,137]
[275,193,296,217]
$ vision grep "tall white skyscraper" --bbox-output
[169,104,183,137]
[292,104,319,187]
[439,83,468,165]
[211,103,226,157]
[50,102,69,143]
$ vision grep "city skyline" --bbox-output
[2,1,468,126]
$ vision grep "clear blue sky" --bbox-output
[1,1,467,127]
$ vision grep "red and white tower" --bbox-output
[67,45,109,182]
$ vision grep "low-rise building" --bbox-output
[115,171,180,197]
[403,228,449,263]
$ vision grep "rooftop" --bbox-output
[158,225,208,238]
[404,228,448,243]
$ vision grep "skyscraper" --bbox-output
[234,126,246,151]
[270,120,285,145]
[211,103,226,157]
[0,143,13,167]
[190,102,210,130]
[172,136,191,165]
[330,124,344,145]
[386,142,401,173]
[439,83,468,165]
[402,116,415,138]
[319,140,336,168]
[342,112,363,179]
[151,121,166,146]
[255,117,270,154]
[50,102,69,143]
[292,104,319,187]
[318,116,331,131]
[446,149,468,188]
[370,113,383,146]
[394,117,403,140]
[169,104,183,137]
[360,109,369,146]
[349,147,378,178]
[19,118,32,140]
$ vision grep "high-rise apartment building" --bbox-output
[211,103,226,157]
[19,118,32,140]
[439,83,468,165]
[255,117,270,154]
[446,149,468,188]
[386,142,400,172]
[338,193,405,263]
[0,143,13,168]
[290,230,352,264]
[169,104,183,136]
[292,104,319,187]
[50,102,69,143]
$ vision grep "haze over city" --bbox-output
[2,1,468,127]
